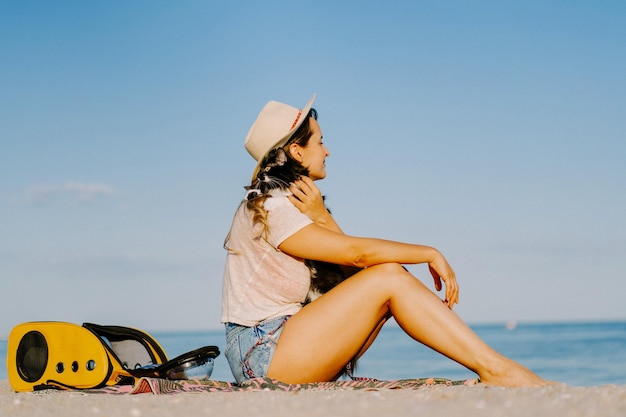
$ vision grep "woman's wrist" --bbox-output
[421,246,441,264]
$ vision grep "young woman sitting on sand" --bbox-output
[221,93,549,387]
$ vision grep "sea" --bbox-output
[2,321,624,387]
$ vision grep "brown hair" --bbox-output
[224,109,318,249]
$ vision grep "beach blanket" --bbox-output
[83,376,478,395]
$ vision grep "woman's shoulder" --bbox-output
[264,189,312,229]
[263,189,293,210]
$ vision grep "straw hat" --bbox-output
[245,93,316,178]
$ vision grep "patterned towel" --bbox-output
[88,376,478,395]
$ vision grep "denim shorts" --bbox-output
[224,315,290,384]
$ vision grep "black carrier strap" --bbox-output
[83,322,220,380]
[83,323,169,366]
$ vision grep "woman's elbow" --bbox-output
[349,249,374,268]
[342,240,379,268]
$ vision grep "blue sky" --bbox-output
[1,1,624,335]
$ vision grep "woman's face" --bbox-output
[291,117,330,180]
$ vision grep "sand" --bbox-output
[2,379,625,417]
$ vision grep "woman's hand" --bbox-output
[428,252,459,309]
[288,177,341,232]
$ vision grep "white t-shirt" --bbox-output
[221,190,313,326]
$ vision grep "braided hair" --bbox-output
[242,108,317,240]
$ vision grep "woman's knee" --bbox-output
[363,263,413,280]
[356,263,419,291]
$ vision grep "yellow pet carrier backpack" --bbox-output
[6,321,220,392]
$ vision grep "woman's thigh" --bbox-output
[267,263,422,383]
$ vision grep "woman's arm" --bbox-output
[279,224,459,307]
[287,177,343,234]
[287,177,363,277]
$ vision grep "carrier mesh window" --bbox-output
[110,340,155,369]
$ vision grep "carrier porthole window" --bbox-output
[15,331,48,383]
[71,361,79,372]
[56,362,64,373]
[86,360,96,371]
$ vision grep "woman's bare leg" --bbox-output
[355,315,390,361]
[329,316,389,381]
[267,263,547,387]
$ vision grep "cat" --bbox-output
[304,260,349,304]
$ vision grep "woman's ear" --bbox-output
[287,143,304,163]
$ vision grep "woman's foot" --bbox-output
[478,359,553,387]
